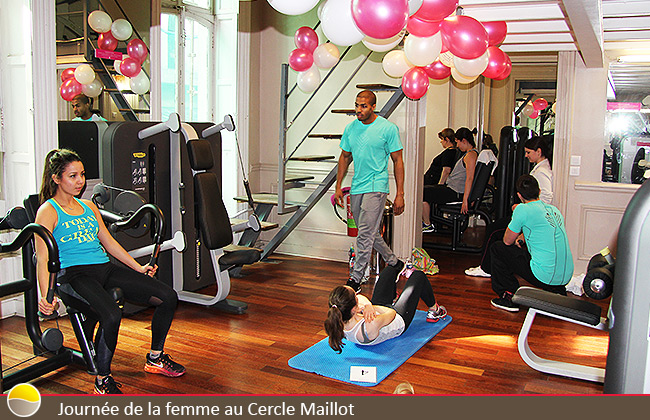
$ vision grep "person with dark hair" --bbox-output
[465,135,554,278]
[324,265,447,353]
[35,149,184,394]
[71,94,107,121]
[422,127,478,232]
[334,90,406,292]
[489,174,573,312]
[422,128,459,231]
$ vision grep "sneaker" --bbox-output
[144,352,186,377]
[465,266,491,278]
[427,305,447,323]
[346,278,361,293]
[94,375,123,394]
[422,223,435,233]
[491,295,519,312]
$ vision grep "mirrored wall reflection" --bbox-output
[515,80,556,137]
[603,58,650,184]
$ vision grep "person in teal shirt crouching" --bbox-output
[489,174,574,312]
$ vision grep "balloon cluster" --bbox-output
[289,27,340,93]
[522,98,549,119]
[59,10,150,101]
[269,0,512,100]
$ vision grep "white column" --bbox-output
[150,0,162,120]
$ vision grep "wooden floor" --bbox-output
[1,244,609,395]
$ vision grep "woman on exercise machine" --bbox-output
[35,149,185,394]
[324,265,448,353]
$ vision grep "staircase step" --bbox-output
[118,108,150,113]
[230,218,278,231]
[356,83,400,92]
[289,155,336,162]
[308,134,342,140]
[234,193,302,207]
[285,175,314,183]
[331,109,356,115]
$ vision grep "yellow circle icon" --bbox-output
[7,383,42,417]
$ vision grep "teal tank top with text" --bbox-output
[48,198,109,269]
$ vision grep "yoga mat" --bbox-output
[288,310,452,386]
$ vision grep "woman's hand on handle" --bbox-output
[38,296,59,316]
[140,264,158,277]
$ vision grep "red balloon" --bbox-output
[402,67,430,100]
[352,0,409,40]
[493,54,512,80]
[127,39,148,63]
[423,60,451,79]
[533,98,548,111]
[294,27,319,53]
[120,57,141,78]
[529,110,539,119]
[61,68,76,82]
[288,48,313,72]
[481,46,508,79]
[440,15,489,59]
[414,0,458,22]
[60,78,83,101]
[406,16,441,37]
[98,31,118,51]
[483,21,507,46]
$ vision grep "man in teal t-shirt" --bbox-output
[71,94,107,121]
[490,174,574,312]
[334,90,405,291]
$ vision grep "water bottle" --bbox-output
[348,245,355,277]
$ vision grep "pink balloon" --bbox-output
[413,0,458,22]
[423,60,451,79]
[529,110,539,119]
[440,15,489,59]
[533,98,548,111]
[493,54,512,80]
[60,78,83,101]
[481,46,508,79]
[288,48,314,72]
[61,68,76,82]
[127,39,148,63]
[98,31,118,51]
[483,21,507,46]
[406,16,441,37]
[352,0,409,40]
[402,67,430,100]
[120,56,141,78]
[294,27,319,53]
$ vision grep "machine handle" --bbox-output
[110,204,166,268]
[138,113,180,139]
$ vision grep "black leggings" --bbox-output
[370,266,437,331]
[56,262,178,376]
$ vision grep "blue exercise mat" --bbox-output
[288,310,451,387]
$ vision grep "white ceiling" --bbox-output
[457,0,650,97]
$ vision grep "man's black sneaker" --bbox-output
[94,375,123,394]
[491,296,520,312]
[346,278,361,292]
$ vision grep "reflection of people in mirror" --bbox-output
[71,94,107,122]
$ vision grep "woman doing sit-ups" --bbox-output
[324,265,447,353]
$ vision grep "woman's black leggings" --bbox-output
[370,266,437,330]
[56,262,178,376]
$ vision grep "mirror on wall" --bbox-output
[603,57,650,184]
[514,80,556,137]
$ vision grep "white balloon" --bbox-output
[267,0,320,15]
[74,64,96,85]
[114,60,123,75]
[82,78,103,98]
[452,50,489,78]
[129,71,150,95]
[111,19,133,41]
[317,1,326,20]
[362,30,405,53]
[408,0,424,16]
[382,50,414,78]
[404,33,442,67]
[313,43,340,69]
[551,101,557,114]
[451,68,478,84]
[297,65,322,93]
[439,51,455,68]
[88,10,112,33]
[321,0,365,47]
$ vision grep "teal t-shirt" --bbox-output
[72,114,107,122]
[339,116,402,194]
[508,200,574,286]
[48,198,109,269]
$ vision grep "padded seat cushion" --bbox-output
[219,249,261,270]
[512,287,602,325]
[187,139,214,171]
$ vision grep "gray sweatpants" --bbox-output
[350,192,398,283]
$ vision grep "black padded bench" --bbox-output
[511,286,608,383]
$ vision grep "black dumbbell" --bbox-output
[583,263,615,300]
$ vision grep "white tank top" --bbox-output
[344,313,405,345]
